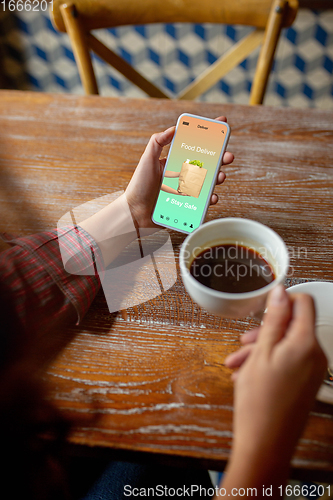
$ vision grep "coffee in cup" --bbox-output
[189,243,275,294]
[179,218,289,319]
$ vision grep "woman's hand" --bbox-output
[125,116,234,229]
[81,117,233,266]
[220,285,327,498]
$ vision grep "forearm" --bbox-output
[217,446,291,500]
[79,193,138,268]
[164,170,180,178]
[0,230,100,330]
[161,184,180,195]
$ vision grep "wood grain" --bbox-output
[1,90,333,479]
[51,0,298,33]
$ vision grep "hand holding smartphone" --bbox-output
[152,113,230,234]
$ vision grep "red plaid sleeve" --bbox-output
[0,227,102,332]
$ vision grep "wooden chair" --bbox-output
[51,0,298,104]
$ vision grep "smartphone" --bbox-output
[152,113,230,234]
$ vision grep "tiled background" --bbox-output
[0,6,333,108]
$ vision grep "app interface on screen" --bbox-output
[153,115,229,233]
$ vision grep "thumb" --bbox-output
[142,126,175,162]
[257,285,292,351]
[159,157,167,170]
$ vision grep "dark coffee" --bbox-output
[189,244,275,293]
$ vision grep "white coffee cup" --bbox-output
[179,218,289,319]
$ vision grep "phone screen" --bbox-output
[152,113,230,234]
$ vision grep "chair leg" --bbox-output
[178,29,264,101]
[87,34,169,99]
[249,0,287,105]
[60,3,99,95]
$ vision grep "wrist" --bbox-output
[226,440,291,490]
[80,193,137,267]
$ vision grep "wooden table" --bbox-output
[1,90,333,482]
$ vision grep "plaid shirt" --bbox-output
[0,227,101,333]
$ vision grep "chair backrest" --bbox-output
[51,0,298,104]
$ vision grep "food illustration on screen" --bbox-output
[177,159,207,198]
[160,169,181,196]
[152,113,230,234]
[161,159,207,198]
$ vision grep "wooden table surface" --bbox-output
[1,90,333,481]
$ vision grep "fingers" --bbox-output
[286,294,316,345]
[143,126,175,162]
[210,193,218,205]
[210,171,226,204]
[156,126,176,147]
[215,116,227,122]
[159,157,167,171]
[225,328,259,380]
[285,294,327,385]
[241,327,260,345]
[257,285,293,351]
[222,152,234,165]
[225,344,254,369]
[216,171,226,185]
[214,117,233,166]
